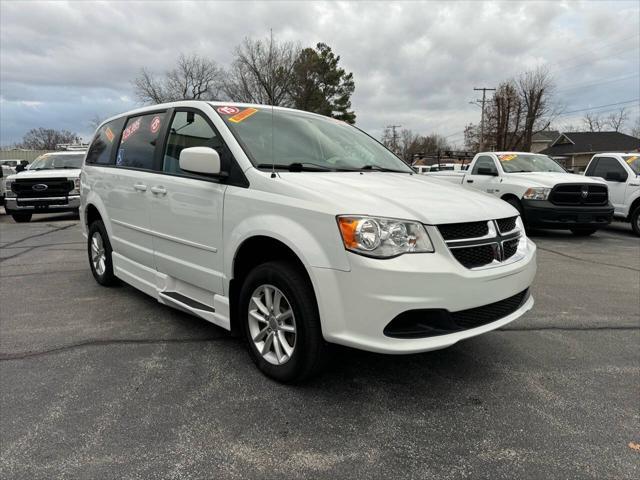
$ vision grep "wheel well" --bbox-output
[629,197,640,220]
[85,204,102,227]
[501,193,521,203]
[229,236,314,336]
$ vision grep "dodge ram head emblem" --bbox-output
[32,184,48,191]
[581,186,589,198]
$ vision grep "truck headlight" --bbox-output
[337,215,434,258]
[523,187,551,200]
[4,179,15,197]
[69,177,80,194]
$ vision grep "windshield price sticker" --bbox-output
[105,127,115,143]
[217,106,240,115]
[626,155,638,164]
[229,107,259,123]
[150,116,161,134]
[122,118,141,142]
[499,154,517,162]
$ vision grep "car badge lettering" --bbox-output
[581,186,589,198]
[32,184,48,191]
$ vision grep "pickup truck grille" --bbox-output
[548,184,608,206]
[437,217,522,269]
[11,178,74,198]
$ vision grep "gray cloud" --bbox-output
[1,0,638,145]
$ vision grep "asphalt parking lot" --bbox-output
[1,211,638,480]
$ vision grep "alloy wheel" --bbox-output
[91,232,107,276]
[247,284,296,365]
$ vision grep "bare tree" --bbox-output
[19,128,79,150]
[631,116,640,138]
[517,66,555,151]
[134,54,223,104]
[606,107,628,132]
[88,114,105,131]
[583,112,604,132]
[223,35,300,106]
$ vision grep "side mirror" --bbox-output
[15,164,25,173]
[179,147,222,176]
[477,167,498,176]
[605,171,626,182]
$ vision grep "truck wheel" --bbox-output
[630,206,640,236]
[239,260,327,383]
[88,220,118,286]
[570,228,597,236]
[11,213,32,223]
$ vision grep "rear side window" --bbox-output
[116,112,166,170]
[86,117,126,165]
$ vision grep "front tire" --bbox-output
[570,227,597,236]
[239,260,327,383]
[630,206,640,237]
[88,220,118,286]
[11,213,32,223]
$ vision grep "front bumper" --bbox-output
[522,200,613,229]
[311,237,536,354]
[4,195,80,213]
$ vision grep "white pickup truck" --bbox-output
[584,153,640,236]
[425,151,614,236]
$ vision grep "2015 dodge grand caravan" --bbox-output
[81,101,537,382]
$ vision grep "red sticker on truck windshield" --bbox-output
[150,116,161,134]
[499,154,517,161]
[217,106,240,115]
[228,107,258,123]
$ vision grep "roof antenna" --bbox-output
[270,28,276,179]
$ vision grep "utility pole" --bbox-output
[386,124,402,155]
[473,87,495,151]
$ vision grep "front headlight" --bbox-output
[337,215,434,258]
[523,187,551,200]
[4,179,15,197]
[69,177,80,194]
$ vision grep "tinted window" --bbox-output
[472,156,497,174]
[592,157,626,178]
[86,117,126,165]
[584,158,599,176]
[116,112,166,170]
[163,111,222,175]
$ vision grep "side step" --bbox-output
[159,291,215,313]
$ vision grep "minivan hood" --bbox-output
[7,168,81,181]
[504,171,606,188]
[272,172,517,224]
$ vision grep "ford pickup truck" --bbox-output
[584,153,640,236]
[425,152,613,235]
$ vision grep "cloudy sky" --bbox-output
[1,0,639,146]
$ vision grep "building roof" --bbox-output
[540,131,640,155]
[532,130,560,142]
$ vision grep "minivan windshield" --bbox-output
[28,153,84,170]
[622,155,639,174]
[215,105,413,173]
[497,153,566,173]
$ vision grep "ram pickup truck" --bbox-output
[81,101,537,382]
[584,153,640,236]
[425,151,613,235]
[4,151,84,222]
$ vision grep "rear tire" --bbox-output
[239,260,327,383]
[630,206,640,237]
[11,213,32,223]
[570,227,597,236]
[88,220,118,286]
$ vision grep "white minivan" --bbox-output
[81,101,537,382]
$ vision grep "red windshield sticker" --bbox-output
[228,107,259,123]
[626,155,638,164]
[499,154,517,161]
[122,118,141,142]
[105,127,115,143]
[150,116,161,134]
[217,106,240,115]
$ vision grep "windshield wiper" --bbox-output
[57,166,81,169]
[360,164,411,173]
[257,162,344,172]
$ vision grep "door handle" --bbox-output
[150,186,167,195]
[466,179,474,183]
[133,183,147,192]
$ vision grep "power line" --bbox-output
[556,73,640,93]
[546,33,640,71]
[557,99,639,116]
[551,45,640,75]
